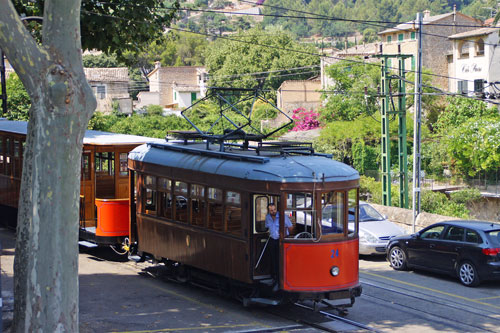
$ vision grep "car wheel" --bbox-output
[458,261,480,287]
[389,246,407,271]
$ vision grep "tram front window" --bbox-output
[286,192,317,239]
[321,192,345,235]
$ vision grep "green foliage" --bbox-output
[445,117,500,177]
[13,0,179,63]
[449,188,482,205]
[146,105,163,116]
[83,53,121,68]
[359,175,400,207]
[421,191,470,218]
[321,58,380,121]
[204,27,319,96]
[352,140,379,174]
[4,73,30,121]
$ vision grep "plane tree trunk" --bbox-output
[0,0,96,331]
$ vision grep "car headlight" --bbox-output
[359,230,378,243]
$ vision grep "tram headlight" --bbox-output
[330,266,340,277]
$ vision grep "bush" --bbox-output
[421,190,470,219]
[449,188,481,205]
[146,105,163,116]
[291,108,321,131]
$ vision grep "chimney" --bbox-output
[423,10,431,19]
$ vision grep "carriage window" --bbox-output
[5,138,11,175]
[226,191,241,236]
[0,136,3,174]
[95,152,114,176]
[286,192,316,239]
[321,192,345,235]
[158,178,172,219]
[174,181,188,223]
[348,189,358,237]
[254,195,279,233]
[81,153,91,181]
[145,175,156,187]
[191,184,205,227]
[143,175,156,214]
[119,153,128,176]
[14,140,20,157]
[208,187,223,231]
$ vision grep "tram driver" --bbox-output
[265,203,293,285]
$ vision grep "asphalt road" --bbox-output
[2,228,500,332]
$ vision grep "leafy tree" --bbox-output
[4,73,30,121]
[12,0,180,62]
[321,58,381,121]
[1,1,178,330]
[83,52,121,68]
[146,104,164,116]
[204,27,319,95]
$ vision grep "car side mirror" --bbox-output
[382,214,388,220]
[411,233,418,239]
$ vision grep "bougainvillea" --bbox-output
[291,107,321,131]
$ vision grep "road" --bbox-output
[2,228,500,332]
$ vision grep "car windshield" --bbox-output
[347,204,385,222]
[486,229,500,246]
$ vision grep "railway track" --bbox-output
[359,276,500,332]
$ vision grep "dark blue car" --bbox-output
[387,220,500,287]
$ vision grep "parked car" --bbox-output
[387,220,500,287]
[348,202,406,255]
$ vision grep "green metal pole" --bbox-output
[381,58,391,206]
[398,57,409,208]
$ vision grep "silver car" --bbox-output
[349,202,406,255]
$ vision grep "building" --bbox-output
[448,26,500,98]
[378,9,482,89]
[84,67,132,114]
[136,63,207,110]
[276,79,321,125]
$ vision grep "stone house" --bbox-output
[275,79,321,124]
[136,63,207,110]
[84,67,132,114]
[378,9,482,90]
[448,26,500,98]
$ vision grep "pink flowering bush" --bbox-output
[291,107,321,131]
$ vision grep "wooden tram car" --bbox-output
[0,119,157,247]
[128,139,363,306]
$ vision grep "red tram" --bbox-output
[128,139,362,306]
[0,119,158,248]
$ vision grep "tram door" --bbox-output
[95,152,115,199]
[252,195,279,279]
[80,151,94,223]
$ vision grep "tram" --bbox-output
[0,119,159,248]
[127,87,362,306]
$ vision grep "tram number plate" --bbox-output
[328,290,350,300]
[331,249,339,258]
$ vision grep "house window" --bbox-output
[398,33,404,42]
[174,91,177,101]
[191,92,197,103]
[458,80,468,94]
[94,85,106,99]
[411,31,416,40]
[387,35,392,43]
[474,79,484,97]
[476,38,484,56]
[460,41,470,58]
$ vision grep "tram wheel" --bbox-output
[389,246,408,271]
[458,261,480,287]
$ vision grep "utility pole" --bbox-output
[375,49,411,208]
[0,50,6,116]
[412,12,423,232]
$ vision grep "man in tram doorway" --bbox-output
[265,203,293,289]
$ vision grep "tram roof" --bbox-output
[0,119,162,145]
[129,142,359,183]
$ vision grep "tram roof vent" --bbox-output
[256,141,315,156]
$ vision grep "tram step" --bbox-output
[259,278,274,286]
[78,241,98,248]
[242,297,281,307]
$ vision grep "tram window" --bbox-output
[348,189,358,237]
[0,136,3,174]
[286,192,316,238]
[287,192,313,209]
[159,192,173,219]
[119,153,128,176]
[144,188,157,214]
[174,181,188,223]
[254,196,272,233]
[225,191,241,236]
[95,152,114,176]
[321,192,345,235]
[145,175,156,187]
[14,140,20,157]
[191,184,205,227]
[208,187,223,231]
[81,154,91,181]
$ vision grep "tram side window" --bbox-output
[321,191,345,235]
[95,152,114,176]
[254,196,279,233]
[81,153,91,181]
[119,153,128,176]
[348,189,358,237]
[143,175,157,214]
[5,137,11,176]
[0,136,4,174]
[191,184,205,227]
[174,181,188,223]
[225,191,241,236]
[207,187,224,231]
[286,192,315,238]
[158,178,172,219]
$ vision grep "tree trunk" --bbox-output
[0,0,96,331]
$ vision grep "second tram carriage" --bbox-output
[128,139,362,306]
